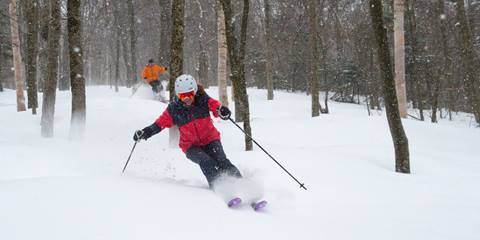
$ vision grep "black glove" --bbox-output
[133,129,145,141]
[217,106,231,120]
[133,123,162,141]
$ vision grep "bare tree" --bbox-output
[9,0,26,112]
[369,0,410,173]
[68,0,86,139]
[264,0,273,100]
[455,0,480,124]
[158,0,171,65]
[25,0,39,114]
[168,0,185,147]
[41,0,61,137]
[127,0,137,88]
[406,0,424,120]
[220,0,253,151]
[114,0,121,92]
[217,0,228,107]
[306,0,320,117]
[394,0,408,118]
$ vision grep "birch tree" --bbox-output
[394,0,408,118]
[264,0,273,100]
[217,0,228,107]
[9,0,26,112]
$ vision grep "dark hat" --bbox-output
[148,59,154,63]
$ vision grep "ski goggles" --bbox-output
[177,90,195,101]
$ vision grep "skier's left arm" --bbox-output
[208,97,231,120]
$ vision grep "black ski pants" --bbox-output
[186,140,242,188]
[149,80,162,93]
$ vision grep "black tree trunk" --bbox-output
[369,0,411,173]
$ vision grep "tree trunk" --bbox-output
[9,0,26,112]
[406,0,423,121]
[220,0,253,151]
[58,18,70,91]
[127,0,137,89]
[68,0,86,140]
[369,0,410,173]
[431,0,449,123]
[121,31,132,87]
[41,0,61,137]
[437,0,454,122]
[158,0,171,65]
[307,0,320,117]
[217,0,229,107]
[394,0,408,118]
[455,0,480,124]
[25,0,39,114]
[264,0,274,100]
[0,42,3,91]
[169,0,185,147]
[198,47,209,87]
[114,1,121,93]
[37,0,50,93]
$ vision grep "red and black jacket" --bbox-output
[154,90,222,152]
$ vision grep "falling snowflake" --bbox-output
[74,47,81,53]
[440,14,446,20]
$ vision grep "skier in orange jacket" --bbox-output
[141,59,168,93]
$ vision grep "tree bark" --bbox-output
[9,0,26,112]
[114,1,121,92]
[431,0,449,123]
[406,0,424,121]
[455,0,480,124]
[307,0,320,117]
[127,0,137,88]
[158,0,171,65]
[220,0,253,151]
[394,0,408,118]
[59,20,70,91]
[169,0,185,147]
[217,0,229,107]
[41,0,61,137]
[264,0,274,100]
[0,41,3,91]
[68,0,86,140]
[25,0,39,114]
[369,0,410,173]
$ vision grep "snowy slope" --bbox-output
[1,86,479,240]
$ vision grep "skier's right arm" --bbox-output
[133,109,173,141]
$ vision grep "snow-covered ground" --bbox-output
[1,86,479,240]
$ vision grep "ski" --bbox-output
[227,197,268,211]
[251,200,268,211]
[227,197,242,208]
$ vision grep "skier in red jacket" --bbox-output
[133,74,242,188]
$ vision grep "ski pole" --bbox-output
[228,117,307,190]
[122,140,139,174]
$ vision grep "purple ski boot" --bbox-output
[227,197,242,208]
[251,200,268,211]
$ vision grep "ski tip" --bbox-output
[227,197,242,208]
[252,200,268,211]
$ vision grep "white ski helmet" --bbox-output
[175,74,198,94]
